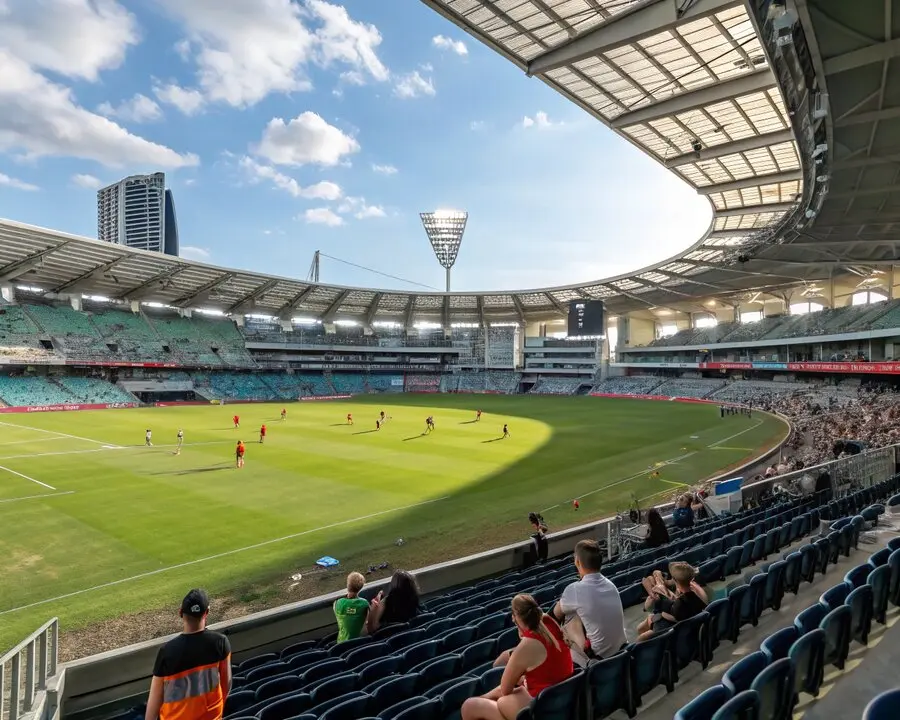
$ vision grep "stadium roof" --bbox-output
[0,1,894,325]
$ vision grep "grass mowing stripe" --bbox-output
[0,420,120,447]
[0,464,56,490]
[0,494,451,617]
[0,491,75,504]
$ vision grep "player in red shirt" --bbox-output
[347,413,353,425]
[259,424,266,444]
[233,415,240,429]
[236,441,245,468]
[476,409,482,422]
[281,408,287,421]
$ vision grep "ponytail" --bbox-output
[511,594,560,651]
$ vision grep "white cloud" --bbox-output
[393,71,435,99]
[97,93,163,123]
[470,120,485,131]
[153,82,206,116]
[254,112,359,167]
[0,50,199,169]
[173,38,191,60]
[432,35,467,55]
[181,246,211,261]
[303,207,344,226]
[337,195,385,220]
[72,173,103,189]
[372,163,397,175]
[339,70,366,86]
[0,172,38,191]
[0,0,139,81]
[240,156,342,200]
[155,0,388,110]
[522,111,558,129]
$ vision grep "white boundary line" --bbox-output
[707,420,763,448]
[0,420,120,447]
[0,494,451,616]
[0,440,236,461]
[0,491,74,504]
[0,465,56,490]
[0,437,72,447]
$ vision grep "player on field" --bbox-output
[259,424,266,444]
[145,428,153,447]
[425,416,435,434]
[233,414,240,429]
[476,409,482,422]
[175,429,184,455]
[376,419,381,431]
[347,412,353,425]
[380,410,386,424]
[502,423,510,439]
[236,441,245,468]
[281,408,287,421]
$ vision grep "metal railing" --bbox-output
[1,618,58,720]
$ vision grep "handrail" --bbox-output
[1,617,58,720]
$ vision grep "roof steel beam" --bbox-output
[828,183,900,200]
[173,273,234,308]
[527,0,741,76]
[227,279,280,314]
[321,290,350,322]
[49,255,129,294]
[714,202,797,217]
[834,106,900,127]
[511,295,526,324]
[611,70,774,129]
[276,286,317,319]
[544,292,568,316]
[698,170,802,195]
[365,293,382,328]
[824,37,900,75]
[405,296,417,329]
[117,265,187,300]
[0,243,69,282]
[664,129,795,167]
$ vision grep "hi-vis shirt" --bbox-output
[153,631,231,720]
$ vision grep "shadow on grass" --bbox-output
[329,423,350,427]
[403,434,427,441]
[459,420,477,425]
[154,463,234,476]
[353,429,379,435]
[482,437,505,443]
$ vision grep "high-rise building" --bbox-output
[97,173,179,256]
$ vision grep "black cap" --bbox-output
[181,589,210,618]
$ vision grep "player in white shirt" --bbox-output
[175,429,184,455]
[145,429,153,447]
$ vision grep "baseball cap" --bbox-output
[181,589,210,618]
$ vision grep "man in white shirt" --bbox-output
[552,539,626,666]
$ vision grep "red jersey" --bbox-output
[260,425,266,436]
[236,443,245,457]
[521,616,573,697]
[233,416,239,424]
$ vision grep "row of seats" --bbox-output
[0,376,136,406]
[528,377,584,395]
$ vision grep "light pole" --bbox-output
[420,210,468,292]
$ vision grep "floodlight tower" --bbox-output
[420,210,468,292]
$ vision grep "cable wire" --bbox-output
[318,253,441,291]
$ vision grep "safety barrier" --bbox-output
[0,403,138,414]
[1,618,60,720]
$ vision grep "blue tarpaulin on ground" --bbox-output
[316,556,339,568]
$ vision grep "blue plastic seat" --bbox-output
[585,651,632,719]
[415,653,461,689]
[819,583,850,611]
[750,658,794,720]
[888,549,900,606]
[711,689,760,720]
[781,553,801,595]
[814,538,831,575]
[705,598,731,655]
[798,544,817,583]
[863,689,900,720]
[750,535,767,564]
[287,650,329,671]
[358,656,402,687]
[790,628,825,698]
[329,636,371,657]
[477,666,504,694]
[344,641,389,668]
[254,676,304,702]
[280,641,316,659]
[319,693,372,720]
[820,605,852,670]
[763,561,786,612]
[844,564,869,590]
[665,612,710,686]
[258,692,313,720]
[868,547,891,568]
[760,626,799,664]
[239,653,278,673]
[367,673,419,710]
[868,564,891,624]
[246,661,289,684]
[461,638,498,672]
[846,585,874,645]
[674,684,732,720]
[309,673,360,706]
[726,585,750,642]
[440,626,478,653]
[764,528,779,558]
[698,556,726,585]
[473,612,507,639]
[224,690,256,717]
[401,640,441,667]
[629,629,672,709]
[517,670,583,720]
[619,582,647,609]
[722,651,768,696]
[307,691,368,719]
[724,546,744,576]
[794,604,827,636]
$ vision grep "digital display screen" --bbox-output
[567,300,604,336]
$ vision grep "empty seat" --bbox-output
[789,628,826,698]
[819,583,850,611]
[794,604,827,636]
[749,657,795,720]
[722,651,768,695]
[863,689,900,720]
[846,585,874,645]
[760,626,799,664]
[711,690,760,720]
[665,612,710,686]
[585,651,632,719]
[705,598,732,654]
[518,670,584,720]
[368,674,419,711]
[782,553,802,595]
[674,684,731,720]
[868,564,891,624]
[820,605,852,670]
[319,693,372,720]
[258,692,313,720]
[629,629,672,709]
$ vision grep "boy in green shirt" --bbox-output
[334,572,370,642]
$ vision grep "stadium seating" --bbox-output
[0,305,58,362]
[405,375,441,392]
[212,475,900,720]
[329,374,367,394]
[55,377,137,404]
[591,376,663,396]
[0,375,135,406]
[485,371,520,394]
[528,377,584,395]
[654,378,726,399]
[366,375,404,393]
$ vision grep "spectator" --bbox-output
[672,495,694,529]
[644,508,670,548]
[145,589,231,720]
[461,594,573,720]
[637,563,707,641]
[551,540,626,666]
[689,492,709,521]
[366,570,421,634]
[334,572,369,642]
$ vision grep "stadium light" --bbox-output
[420,210,468,292]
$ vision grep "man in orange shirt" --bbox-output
[144,589,231,720]
[259,424,266,444]
[235,441,245,468]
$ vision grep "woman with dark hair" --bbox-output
[644,508,670,548]
[461,594,573,720]
[366,570,421,634]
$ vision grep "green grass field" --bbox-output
[0,395,786,653]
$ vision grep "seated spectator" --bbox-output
[366,570,421,634]
[461,594,573,720]
[145,589,231,720]
[551,540,626,666]
[644,508,670,548]
[672,495,695,529]
[334,572,369,642]
[637,563,707,641]
[641,567,708,605]
[689,492,709,521]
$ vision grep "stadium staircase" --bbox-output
[106,481,894,720]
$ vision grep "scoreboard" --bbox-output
[567,300,605,336]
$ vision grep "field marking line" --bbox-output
[0,465,56,490]
[0,437,72,447]
[0,494,451,617]
[0,491,75,504]
[0,420,121,448]
[0,440,236,461]
[0,448,107,461]
[707,420,763,448]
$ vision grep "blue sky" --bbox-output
[0,0,711,292]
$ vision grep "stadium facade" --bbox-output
[96,173,179,257]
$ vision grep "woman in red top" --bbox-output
[461,594,573,720]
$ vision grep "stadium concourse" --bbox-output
[6,1,900,720]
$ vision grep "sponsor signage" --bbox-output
[0,402,137,414]
[299,395,353,401]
